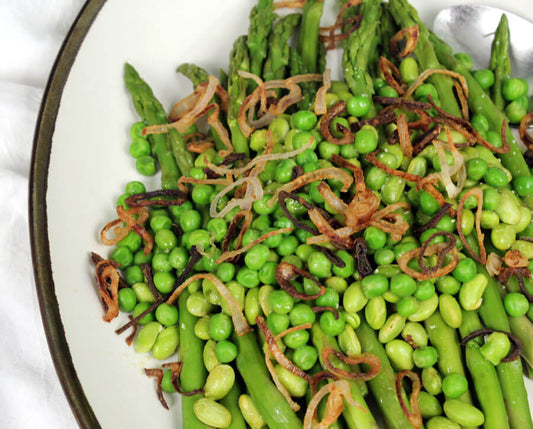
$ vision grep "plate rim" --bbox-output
[29,1,107,427]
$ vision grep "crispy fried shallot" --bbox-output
[389,25,419,59]
[457,188,486,264]
[395,370,423,429]
[519,112,533,151]
[498,267,533,303]
[379,56,406,95]
[276,261,326,300]
[100,206,153,255]
[321,347,381,381]
[315,69,331,115]
[398,240,459,280]
[125,189,187,207]
[320,101,354,145]
[94,259,121,322]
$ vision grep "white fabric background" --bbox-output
[1,0,85,427]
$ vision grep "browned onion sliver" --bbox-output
[395,370,423,429]
[398,241,458,280]
[320,101,354,145]
[389,25,419,59]
[321,347,381,381]
[94,259,121,322]
[417,231,457,276]
[504,249,529,268]
[498,267,533,303]
[276,262,326,300]
[460,329,522,362]
[125,190,187,207]
[144,368,169,410]
[379,56,407,95]
[457,188,486,265]
[519,112,533,150]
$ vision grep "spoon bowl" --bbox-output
[433,4,533,90]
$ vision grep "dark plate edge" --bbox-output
[29,1,107,428]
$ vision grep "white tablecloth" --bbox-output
[1,1,84,427]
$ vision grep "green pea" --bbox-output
[465,157,487,181]
[111,245,133,268]
[365,166,387,191]
[307,251,332,278]
[134,321,162,353]
[412,345,438,368]
[443,399,485,427]
[482,187,501,210]
[277,235,299,257]
[361,274,389,299]
[442,373,468,399]
[119,231,142,253]
[179,210,202,232]
[258,261,277,285]
[269,290,294,315]
[374,248,395,266]
[325,277,348,295]
[289,303,316,326]
[419,190,441,215]
[355,127,378,154]
[438,294,462,328]
[504,292,530,317]
[415,83,439,100]
[414,280,436,301]
[155,303,178,326]
[346,95,371,117]
[385,339,414,371]
[244,244,270,270]
[132,302,155,325]
[365,296,387,330]
[267,312,290,335]
[269,117,290,144]
[332,250,356,278]
[193,398,232,428]
[422,366,443,395]
[293,345,318,371]
[153,271,175,294]
[390,273,417,297]
[436,275,461,295]
[283,329,310,349]
[484,166,509,188]
[236,267,260,288]
[378,313,406,344]
[396,296,420,317]
[316,287,339,309]
[118,287,137,312]
[473,69,494,89]
[320,311,346,336]
[152,325,179,360]
[152,253,172,272]
[135,155,156,176]
[503,77,529,101]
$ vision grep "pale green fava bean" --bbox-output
[194,317,211,340]
[382,290,401,304]
[385,339,414,371]
[203,279,222,306]
[480,210,500,229]
[343,311,361,329]
[258,285,274,317]
[204,364,235,400]
[132,282,156,303]
[274,364,308,397]
[365,296,387,330]
[343,281,368,313]
[193,398,232,428]
[426,416,461,429]
[422,366,442,395]
[338,325,362,356]
[418,390,443,418]
[459,273,488,311]
[152,326,179,360]
[401,322,428,348]
[438,294,462,329]
[480,332,511,366]
[378,313,406,343]
[461,209,475,236]
[408,294,438,322]
[187,291,215,317]
[514,206,532,233]
[134,321,162,353]
[203,339,221,372]
[495,190,522,225]
[239,394,266,429]
[511,240,533,258]
[244,287,261,325]
[443,399,485,427]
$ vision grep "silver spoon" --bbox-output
[433,4,533,91]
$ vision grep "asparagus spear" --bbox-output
[342,0,382,118]
[429,32,531,178]
[247,0,276,77]
[228,35,251,156]
[177,63,209,89]
[289,47,316,110]
[178,290,210,429]
[125,63,189,187]
[460,310,510,429]
[388,0,462,117]
[298,0,324,74]
[477,267,533,429]
[263,13,301,81]
[490,14,511,111]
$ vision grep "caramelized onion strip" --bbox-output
[395,370,423,429]
[321,347,381,381]
[276,261,326,300]
[457,187,486,264]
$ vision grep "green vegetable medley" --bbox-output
[92,0,533,428]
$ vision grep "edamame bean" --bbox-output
[194,317,211,340]
[365,296,387,330]
[194,398,232,428]
[338,325,362,356]
[244,288,261,325]
[408,293,439,322]
[152,326,179,360]
[401,322,428,348]
[134,321,162,354]
[239,394,266,429]
[422,366,442,395]
[480,332,511,366]
[418,391,443,418]
[378,313,406,343]
[459,273,488,311]
[495,190,522,225]
[426,416,461,429]
[258,285,274,316]
[385,339,414,370]
[343,281,368,313]
[203,340,221,372]
[274,364,308,397]
[443,399,485,427]
[187,291,215,317]
[204,364,235,400]
[438,294,462,328]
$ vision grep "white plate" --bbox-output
[30,0,533,427]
